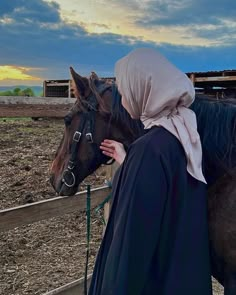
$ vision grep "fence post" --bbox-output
[103,162,119,234]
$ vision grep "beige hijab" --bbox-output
[115,48,206,184]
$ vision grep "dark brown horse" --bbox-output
[50,68,236,294]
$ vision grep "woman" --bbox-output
[89,48,212,294]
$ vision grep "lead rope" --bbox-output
[84,185,91,295]
[94,181,112,225]
[84,183,112,295]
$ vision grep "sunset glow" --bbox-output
[0,66,41,82]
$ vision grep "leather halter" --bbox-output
[62,82,113,188]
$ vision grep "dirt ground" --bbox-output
[0,118,223,294]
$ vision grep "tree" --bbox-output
[0,87,35,96]
[13,87,21,95]
[0,90,13,96]
[19,88,35,97]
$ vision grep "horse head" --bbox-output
[50,67,143,196]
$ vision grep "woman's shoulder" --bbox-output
[126,126,186,173]
[131,126,182,154]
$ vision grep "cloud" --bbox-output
[125,0,236,26]
[0,0,235,86]
[0,0,153,78]
[112,0,236,43]
[0,0,60,23]
[0,1,22,15]
[0,65,42,81]
[191,22,236,45]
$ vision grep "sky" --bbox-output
[0,0,236,86]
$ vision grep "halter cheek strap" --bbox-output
[62,113,87,188]
[62,110,114,189]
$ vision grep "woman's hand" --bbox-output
[100,139,126,165]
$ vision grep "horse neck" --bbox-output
[110,83,144,144]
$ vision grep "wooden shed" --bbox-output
[43,70,236,99]
[43,79,74,98]
[186,69,236,98]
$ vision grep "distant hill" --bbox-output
[0,85,43,96]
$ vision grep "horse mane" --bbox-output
[110,83,144,140]
[191,95,236,185]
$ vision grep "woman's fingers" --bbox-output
[101,139,112,145]
[100,145,114,153]
[100,143,113,149]
[100,141,115,148]
[102,150,113,157]
[100,142,115,158]
[100,139,126,165]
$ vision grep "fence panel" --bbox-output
[0,96,76,117]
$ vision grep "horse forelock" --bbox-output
[88,78,108,113]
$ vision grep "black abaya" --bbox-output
[89,127,212,295]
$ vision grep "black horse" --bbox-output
[50,69,236,294]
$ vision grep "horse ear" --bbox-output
[90,71,100,88]
[70,67,87,97]
[90,71,99,80]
